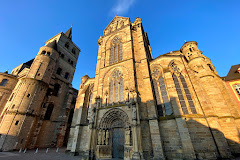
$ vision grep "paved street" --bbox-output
[0,148,80,160]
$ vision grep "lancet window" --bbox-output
[152,69,172,116]
[180,75,197,114]
[172,73,197,114]
[87,93,93,121]
[109,70,124,104]
[110,37,123,64]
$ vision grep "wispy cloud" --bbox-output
[111,0,136,15]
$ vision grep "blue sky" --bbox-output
[0,0,239,89]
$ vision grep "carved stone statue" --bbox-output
[105,130,109,145]
[125,128,131,145]
[98,130,102,145]
[132,103,137,120]
[101,130,106,145]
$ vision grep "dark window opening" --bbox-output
[207,64,214,71]
[11,104,15,109]
[60,54,65,58]
[64,72,69,79]
[41,51,46,54]
[65,42,69,49]
[72,49,76,55]
[15,120,19,125]
[47,52,51,56]
[189,48,192,52]
[0,79,8,86]
[41,103,46,108]
[44,104,54,120]
[46,88,52,97]
[68,59,71,63]
[68,109,74,124]
[56,68,62,75]
[53,84,60,96]
[27,94,30,98]
[71,97,76,104]
[70,61,73,65]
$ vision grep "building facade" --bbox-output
[66,16,240,160]
[0,28,80,151]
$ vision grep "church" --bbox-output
[0,16,240,160]
[66,16,240,159]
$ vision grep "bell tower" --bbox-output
[0,27,80,151]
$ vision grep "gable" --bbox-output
[104,16,130,36]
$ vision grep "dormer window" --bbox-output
[65,42,69,49]
[237,67,240,74]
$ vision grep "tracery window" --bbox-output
[110,37,123,64]
[152,69,172,116]
[180,75,197,114]
[87,93,93,121]
[109,70,124,104]
[173,74,188,114]
[172,73,197,114]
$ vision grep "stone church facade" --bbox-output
[0,28,80,151]
[66,16,240,159]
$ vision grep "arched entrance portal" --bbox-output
[98,108,130,159]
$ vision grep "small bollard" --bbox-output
[46,148,49,153]
[56,147,59,152]
[19,148,22,153]
[23,148,27,153]
[35,148,38,154]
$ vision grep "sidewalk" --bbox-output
[0,147,79,160]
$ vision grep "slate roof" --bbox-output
[65,27,72,40]
[46,40,58,51]
[225,64,240,81]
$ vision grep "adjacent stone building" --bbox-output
[225,64,240,109]
[66,16,240,159]
[0,28,80,151]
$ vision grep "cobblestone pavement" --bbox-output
[0,147,80,160]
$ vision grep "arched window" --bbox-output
[72,48,76,54]
[44,104,54,120]
[64,72,69,79]
[158,77,172,115]
[53,84,60,96]
[87,93,93,121]
[152,69,172,116]
[153,79,163,116]
[172,74,189,114]
[65,42,69,49]
[180,74,197,114]
[109,70,124,103]
[0,79,8,86]
[110,37,123,64]
[56,68,62,75]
